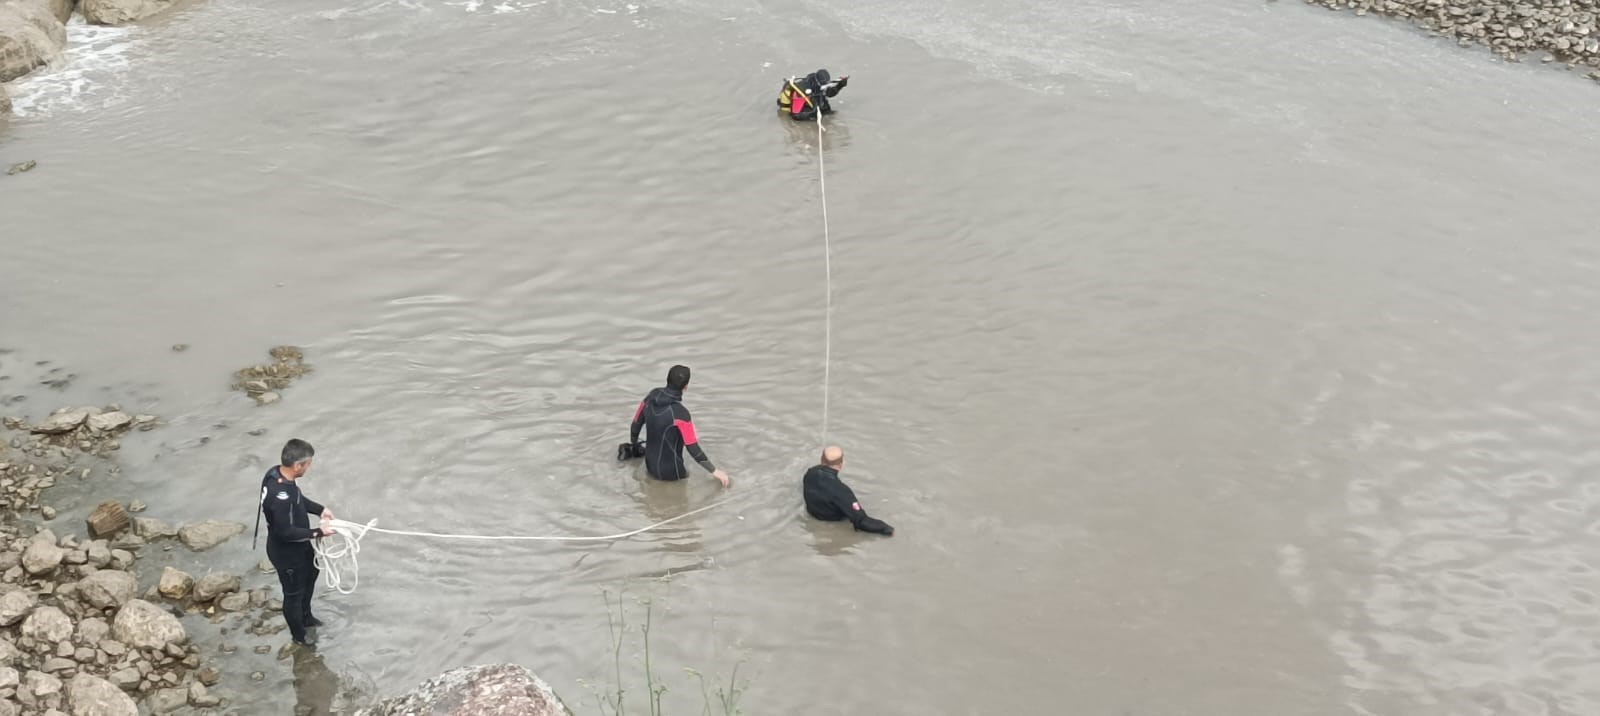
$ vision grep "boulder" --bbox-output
[28,408,89,435]
[67,674,137,716]
[22,669,63,701]
[23,539,66,575]
[355,664,572,716]
[192,572,238,603]
[0,639,20,665]
[156,567,192,600]
[44,0,72,22]
[130,518,175,540]
[106,668,139,690]
[0,666,17,690]
[75,617,110,646]
[79,0,174,25]
[177,520,244,552]
[78,571,137,610]
[85,412,132,432]
[0,588,37,625]
[21,606,73,643]
[110,600,185,651]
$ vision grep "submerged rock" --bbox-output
[357,664,571,716]
[80,0,174,25]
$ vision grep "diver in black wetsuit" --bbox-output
[620,365,731,488]
[803,445,893,536]
[778,69,849,122]
[258,438,337,647]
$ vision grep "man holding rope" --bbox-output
[259,438,337,646]
[778,68,849,122]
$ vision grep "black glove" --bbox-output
[616,442,645,461]
[836,76,849,89]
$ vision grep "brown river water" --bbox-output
[5,0,1600,713]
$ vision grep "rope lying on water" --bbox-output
[311,499,732,595]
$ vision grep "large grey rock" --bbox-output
[156,567,191,600]
[85,542,112,568]
[191,573,238,603]
[67,673,137,716]
[78,571,137,610]
[0,666,17,690]
[0,639,21,665]
[79,0,173,25]
[0,1,64,82]
[21,605,73,643]
[28,408,89,435]
[356,664,572,716]
[44,0,72,22]
[0,588,37,625]
[176,521,244,552]
[110,600,185,651]
[23,539,66,575]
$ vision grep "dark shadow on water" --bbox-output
[801,511,874,556]
[292,648,339,716]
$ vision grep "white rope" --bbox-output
[311,499,731,595]
[814,90,833,443]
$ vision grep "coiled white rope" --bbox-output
[311,498,732,595]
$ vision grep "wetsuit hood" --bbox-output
[649,386,684,407]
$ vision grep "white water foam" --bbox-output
[7,20,138,118]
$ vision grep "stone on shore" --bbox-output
[131,517,175,540]
[23,537,65,574]
[78,570,137,610]
[0,0,65,82]
[177,520,244,551]
[191,572,238,603]
[29,408,90,435]
[144,687,186,714]
[356,664,572,716]
[80,0,174,25]
[110,600,185,650]
[0,588,38,625]
[86,411,132,432]
[156,567,192,600]
[85,502,129,540]
[21,605,73,643]
[67,673,137,716]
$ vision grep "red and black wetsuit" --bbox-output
[778,72,847,121]
[629,387,716,481]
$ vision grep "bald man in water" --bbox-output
[802,446,894,536]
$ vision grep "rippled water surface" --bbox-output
[5,0,1600,713]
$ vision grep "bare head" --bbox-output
[280,438,315,478]
[666,364,691,391]
[821,445,844,469]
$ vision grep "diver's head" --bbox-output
[821,445,844,469]
[666,364,691,391]
[814,69,831,85]
[280,438,315,477]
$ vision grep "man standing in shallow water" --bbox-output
[260,438,336,646]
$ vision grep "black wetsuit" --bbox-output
[779,73,847,121]
[802,465,893,535]
[260,466,325,643]
[629,386,716,481]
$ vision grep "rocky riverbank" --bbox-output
[0,0,184,116]
[1305,0,1600,80]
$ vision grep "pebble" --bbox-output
[127,500,146,514]
[250,671,265,682]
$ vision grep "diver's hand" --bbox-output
[712,469,731,488]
